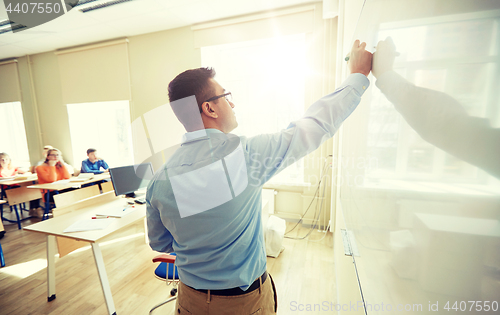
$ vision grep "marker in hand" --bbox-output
[345,48,400,61]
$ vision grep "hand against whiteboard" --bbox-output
[348,40,372,76]
[372,37,398,78]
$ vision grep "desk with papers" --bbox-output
[0,175,39,225]
[0,174,38,199]
[23,192,146,315]
[27,173,111,220]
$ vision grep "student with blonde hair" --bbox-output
[0,152,26,178]
[1,153,31,220]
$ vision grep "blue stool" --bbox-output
[150,253,178,314]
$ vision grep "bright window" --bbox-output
[67,100,134,170]
[0,101,30,169]
[201,33,308,184]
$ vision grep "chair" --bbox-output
[0,216,4,267]
[4,186,42,229]
[100,181,114,193]
[53,185,100,208]
[150,253,179,314]
[53,185,100,257]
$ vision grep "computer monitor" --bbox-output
[109,163,154,198]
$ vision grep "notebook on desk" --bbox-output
[13,173,37,181]
[69,173,94,182]
[15,174,37,180]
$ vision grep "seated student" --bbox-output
[0,152,26,178]
[0,153,29,217]
[29,145,54,215]
[81,148,109,174]
[36,148,71,204]
[36,148,71,183]
[32,145,75,175]
[0,153,27,233]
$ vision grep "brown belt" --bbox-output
[189,271,268,296]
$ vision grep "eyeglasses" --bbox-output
[48,154,60,157]
[205,92,232,103]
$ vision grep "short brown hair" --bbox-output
[168,67,216,112]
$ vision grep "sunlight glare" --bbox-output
[67,232,145,255]
[0,258,47,279]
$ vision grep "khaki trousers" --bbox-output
[175,274,277,314]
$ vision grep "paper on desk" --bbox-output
[51,179,70,184]
[95,206,137,218]
[14,174,37,180]
[63,219,115,233]
[69,173,94,182]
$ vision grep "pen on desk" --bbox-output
[92,216,110,219]
[123,205,134,211]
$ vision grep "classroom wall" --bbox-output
[30,52,73,164]
[128,26,201,121]
[16,56,42,165]
[12,2,337,225]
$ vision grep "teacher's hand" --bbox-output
[348,40,373,77]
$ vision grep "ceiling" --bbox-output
[0,0,317,60]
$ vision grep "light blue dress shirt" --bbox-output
[146,73,369,290]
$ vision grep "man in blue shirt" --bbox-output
[81,148,109,174]
[146,40,372,314]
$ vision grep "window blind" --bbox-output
[192,5,316,48]
[0,60,21,103]
[55,38,131,104]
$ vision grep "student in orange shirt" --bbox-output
[36,148,71,183]
[36,148,71,204]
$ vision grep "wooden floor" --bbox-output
[0,210,337,315]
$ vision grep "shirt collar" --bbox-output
[181,129,224,144]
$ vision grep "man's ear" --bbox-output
[201,101,218,118]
